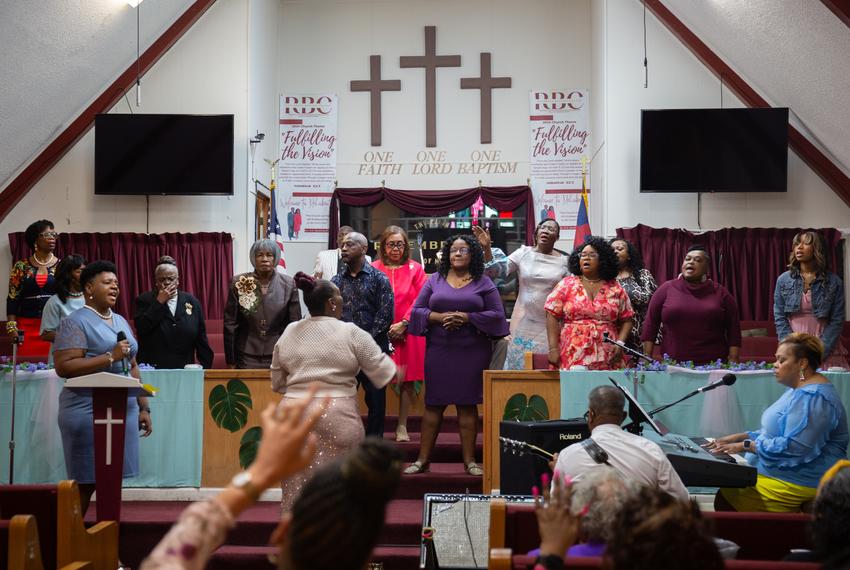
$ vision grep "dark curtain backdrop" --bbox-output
[8,232,233,319]
[328,186,535,248]
[615,224,844,321]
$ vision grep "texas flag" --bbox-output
[267,180,287,273]
[573,170,591,249]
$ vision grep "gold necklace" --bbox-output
[33,251,54,266]
[582,275,602,283]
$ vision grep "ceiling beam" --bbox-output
[821,0,850,29]
[643,0,850,208]
[0,0,218,222]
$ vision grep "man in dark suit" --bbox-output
[134,256,214,369]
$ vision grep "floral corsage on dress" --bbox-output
[235,275,259,314]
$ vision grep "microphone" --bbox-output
[695,373,737,394]
[117,331,129,376]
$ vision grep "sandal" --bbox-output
[465,462,483,476]
[395,425,410,442]
[403,461,430,474]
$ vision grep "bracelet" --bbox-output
[104,352,114,365]
[6,320,17,331]
[548,348,560,353]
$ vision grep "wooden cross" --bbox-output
[461,53,512,144]
[350,55,401,147]
[400,26,461,147]
[94,407,124,466]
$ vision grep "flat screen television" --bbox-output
[640,108,788,193]
[95,113,234,195]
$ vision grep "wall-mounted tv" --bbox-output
[95,113,234,196]
[640,108,788,193]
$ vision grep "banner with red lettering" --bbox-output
[528,90,590,244]
[278,93,338,243]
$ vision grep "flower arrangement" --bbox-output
[0,356,51,374]
[624,354,773,373]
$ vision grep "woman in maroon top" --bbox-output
[641,246,741,364]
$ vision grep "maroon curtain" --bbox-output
[615,224,844,321]
[8,232,233,319]
[328,186,535,248]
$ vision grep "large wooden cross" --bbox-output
[461,53,511,144]
[350,55,401,147]
[400,26,461,148]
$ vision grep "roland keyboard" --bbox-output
[645,432,757,488]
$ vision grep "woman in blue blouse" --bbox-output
[707,332,848,512]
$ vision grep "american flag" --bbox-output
[267,179,287,272]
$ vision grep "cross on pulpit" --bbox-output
[461,53,512,144]
[94,407,124,466]
[350,55,401,147]
[400,26,461,147]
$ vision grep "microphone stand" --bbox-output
[603,333,654,408]
[7,331,23,484]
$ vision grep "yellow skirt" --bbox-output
[720,474,816,512]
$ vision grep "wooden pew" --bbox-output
[0,514,92,570]
[0,481,117,570]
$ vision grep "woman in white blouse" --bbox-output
[271,272,396,512]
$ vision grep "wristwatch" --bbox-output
[230,471,261,501]
[104,352,114,365]
[742,439,753,451]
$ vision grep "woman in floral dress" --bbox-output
[545,236,634,370]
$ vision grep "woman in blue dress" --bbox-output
[54,260,153,515]
[707,332,848,512]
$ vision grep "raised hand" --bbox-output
[471,225,492,250]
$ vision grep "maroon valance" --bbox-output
[8,231,233,319]
[615,224,844,321]
[328,185,535,248]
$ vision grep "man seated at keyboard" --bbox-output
[552,385,689,502]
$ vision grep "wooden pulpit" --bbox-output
[64,373,153,522]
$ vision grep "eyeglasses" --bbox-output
[579,252,599,259]
[450,247,471,255]
[40,231,58,238]
[385,241,406,250]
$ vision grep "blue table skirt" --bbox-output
[0,369,203,486]
[560,367,850,444]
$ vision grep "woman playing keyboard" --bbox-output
[706,332,848,512]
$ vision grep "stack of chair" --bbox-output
[0,481,117,570]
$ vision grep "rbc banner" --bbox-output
[278,94,338,243]
[528,89,591,243]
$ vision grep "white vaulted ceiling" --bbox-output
[661,0,850,177]
[0,0,196,191]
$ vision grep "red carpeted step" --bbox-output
[369,545,422,570]
[387,431,483,462]
[374,415,476,433]
[208,545,275,570]
[396,462,483,500]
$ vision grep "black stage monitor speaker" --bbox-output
[499,419,590,496]
[420,493,533,569]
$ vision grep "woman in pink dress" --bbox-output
[293,208,302,239]
[545,236,634,370]
[371,225,427,441]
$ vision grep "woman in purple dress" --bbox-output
[405,235,509,476]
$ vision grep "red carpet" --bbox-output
[89,415,483,570]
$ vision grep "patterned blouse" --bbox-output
[6,259,57,317]
[617,268,658,352]
[141,500,234,570]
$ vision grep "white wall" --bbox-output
[278,0,593,272]
[598,0,850,235]
[0,0,252,316]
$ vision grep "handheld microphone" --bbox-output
[116,331,129,375]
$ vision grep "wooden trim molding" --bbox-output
[821,0,850,28]
[0,0,218,222]
[643,0,850,208]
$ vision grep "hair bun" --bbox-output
[342,438,403,502]
[158,255,177,266]
[294,271,317,293]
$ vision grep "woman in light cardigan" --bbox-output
[270,272,396,512]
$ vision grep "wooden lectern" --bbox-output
[64,373,153,522]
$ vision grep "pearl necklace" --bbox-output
[83,305,113,320]
[33,252,54,266]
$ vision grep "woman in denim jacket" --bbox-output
[774,231,848,369]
